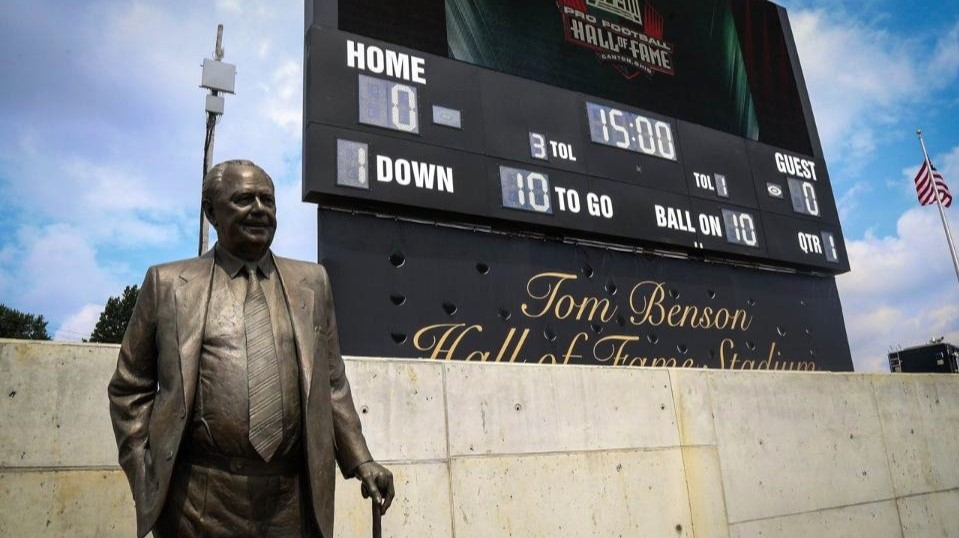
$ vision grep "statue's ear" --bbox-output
[202,199,217,227]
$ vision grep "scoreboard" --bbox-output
[303,0,854,370]
[304,27,848,272]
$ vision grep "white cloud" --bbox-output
[0,0,309,334]
[260,60,303,137]
[55,304,103,342]
[791,9,921,173]
[89,2,209,105]
[257,40,273,59]
[0,225,124,325]
[836,181,871,221]
[838,207,959,371]
[938,143,959,176]
[216,0,244,14]
[931,20,959,77]
[791,10,959,179]
[67,160,167,212]
[3,154,192,249]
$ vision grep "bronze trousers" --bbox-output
[153,460,321,538]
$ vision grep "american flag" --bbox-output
[914,160,953,208]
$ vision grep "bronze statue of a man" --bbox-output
[109,160,393,537]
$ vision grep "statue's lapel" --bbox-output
[275,257,315,401]
[174,253,214,408]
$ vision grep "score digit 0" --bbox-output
[358,74,420,134]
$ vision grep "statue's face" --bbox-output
[208,164,277,261]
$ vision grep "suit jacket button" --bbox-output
[166,449,174,460]
[179,409,186,419]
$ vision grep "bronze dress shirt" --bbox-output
[189,244,301,458]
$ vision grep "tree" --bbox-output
[89,285,140,344]
[0,304,51,340]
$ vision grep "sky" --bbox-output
[1,0,958,372]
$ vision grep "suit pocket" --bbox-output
[129,443,155,508]
[144,441,161,493]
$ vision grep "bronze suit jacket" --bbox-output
[108,250,372,538]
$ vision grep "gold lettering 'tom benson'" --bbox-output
[520,272,753,332]
[521,272,616,322]
[629,281,753,331]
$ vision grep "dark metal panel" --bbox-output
[318,209,853,371]
[338,0,448,55]
[304,26,850,274]
[303,123,489,214]
[777,4,827,163]
[762,212,850,273]
[688,198,770,259]
[479,70,590,176]
[677,120,758,208]
[307,0,336,31]
[745,139,842,226]
[305,27,487,154]
[578,96,687,196]
[305,123,701,251]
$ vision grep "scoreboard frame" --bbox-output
[303,1,848,274]
[302,0,855,371]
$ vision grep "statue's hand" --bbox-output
[355,461,395,514]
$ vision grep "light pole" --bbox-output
[198,24,236,256]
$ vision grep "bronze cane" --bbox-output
[372,498,382,538]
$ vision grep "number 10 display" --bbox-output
[500,166,553,214]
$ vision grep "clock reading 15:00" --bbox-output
[586,102,677,161]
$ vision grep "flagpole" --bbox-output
[917,129,959,285]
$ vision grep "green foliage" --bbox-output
[0,303,51,340]
[89,285,140,344]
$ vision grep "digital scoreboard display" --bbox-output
[303,0,848,274]
[357,74,420,134]
[303,0,854,370]
[585,102,677,161]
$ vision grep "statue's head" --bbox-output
[202,159,277,261]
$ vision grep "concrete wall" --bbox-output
[1,339,957,537]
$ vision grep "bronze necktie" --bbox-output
[245,265,283,462]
